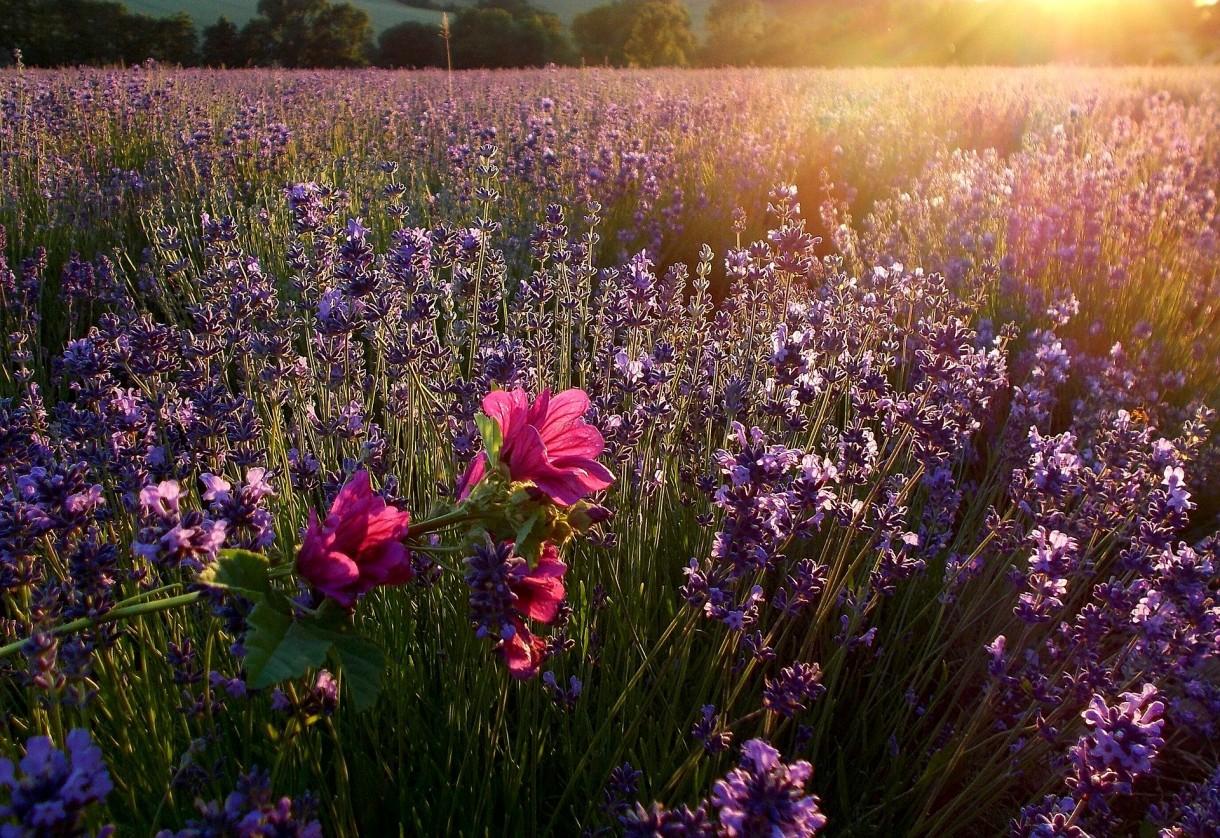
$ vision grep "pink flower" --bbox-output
[295,471,412,608]
[502,544,567,679]
[459,388,614,507]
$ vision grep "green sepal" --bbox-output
[514,510,542,565]
[198,549,271,602]
[475,411,503,468]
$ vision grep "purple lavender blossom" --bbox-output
[710,739,827,837]
[762,663,826,718]
[619,801,714,837]
[1069,684,1166,798]
[0,729,114,837]
[155,767,320,838]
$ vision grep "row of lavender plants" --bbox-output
[0,66,1217,835]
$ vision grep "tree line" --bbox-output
[2,0,1217,69]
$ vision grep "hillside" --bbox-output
[123,0,445,32]
[424,0,716,29]
[123,0,714,34]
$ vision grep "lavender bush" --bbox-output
[0,65,1217,835]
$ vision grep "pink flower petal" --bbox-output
[482,389,529,446]
[528,472,588,507]
[541,423,606,460]
[456,453,488,500]
[329,470,373,520]
[477,387,613,506]
[525,387,552,428]
[541,388,591,429]
[501,620,547,680]
[306,549,361,590]
[361,540,413,588]
[511,551,566,623]
[295,471,414,607]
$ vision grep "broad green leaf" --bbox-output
[198,549,271,601]
[314,597,357,631]
[244,602,334,690]
[476,412,503,467]
[330,634,385,713]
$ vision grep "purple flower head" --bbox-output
[620,801,715,837]
[1161,466,1192,513]
[1070,683,1166,797]
[199,473,232,505]
[711,739,827,837]
[762,663,827,718]
[1011,795,1090,837]
[242,468,276,503]
[139,480,183,520]
[0,728,114,836]
[692,705,733,754]
[601,762,643,817]
[1150,766,1220,837]
[157,767,320,838]
[542,671,582,709]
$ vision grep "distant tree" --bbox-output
[0,0,39,62]
[302,2,374,66]
[0,0,198,66]
[623,0,695,66]
[571,2,630,66]
[133,12,197,64]
[240,0,373,67]
[451,0,571,68]
[377,21,447,67]
[700,0,766,66]
[202,15,246,66]
[572,0,694,66]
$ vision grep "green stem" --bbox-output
[409,507,476,538]
[0,591,204,660]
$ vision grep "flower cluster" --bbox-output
[1,65,1218,836]
[295,470,413,609]
[463,540,567,680]
[459,388,614,507]
[0,729,114,837]
[155,768,321,838]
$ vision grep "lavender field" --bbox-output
[1,65,1218,836]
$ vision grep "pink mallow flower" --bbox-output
[296,471,412,608]
[459,388,614,507]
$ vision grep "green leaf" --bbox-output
[515,510,543,566]
[329,634,385,713]
[198,549,272,601]
[913,737,955,792]
[244,602,334,690]
[476,411,503,467]
[314,597,357,631]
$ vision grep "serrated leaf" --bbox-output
[244,602,334,690]
[330,634,385,713]
[198,549,271,601]
[476,412,503,467]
